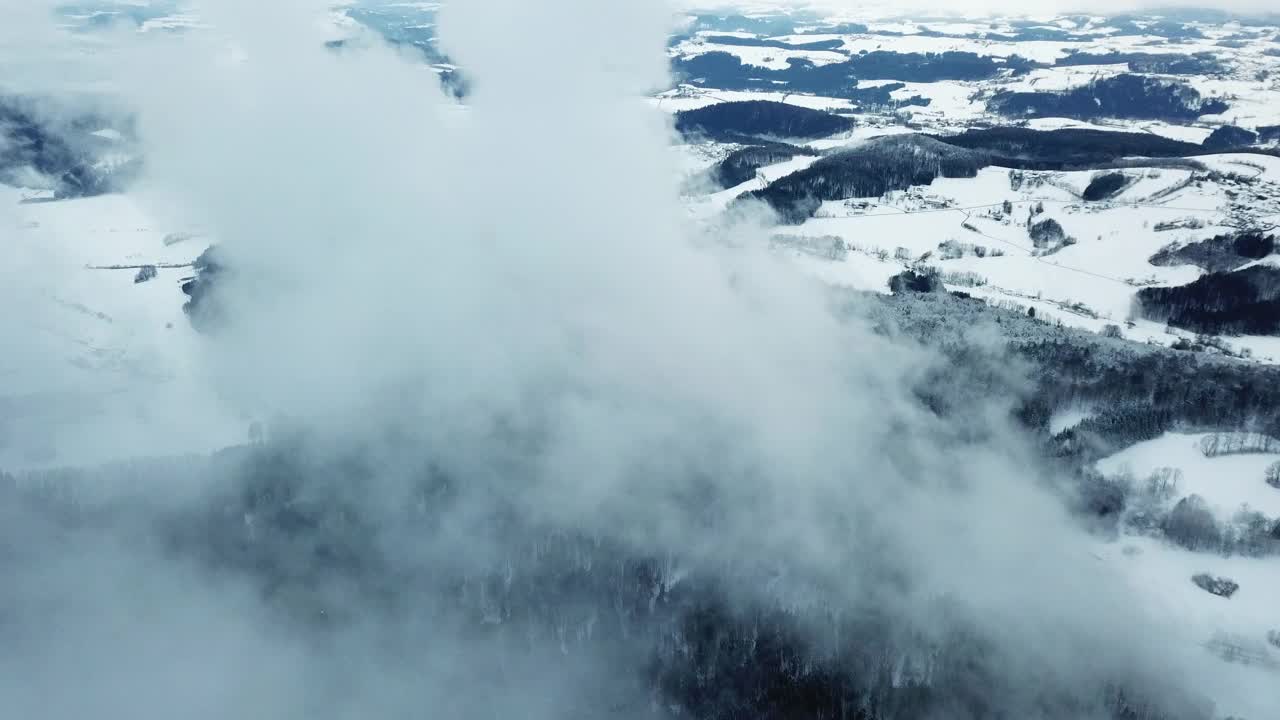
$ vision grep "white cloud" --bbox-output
[0,1,1254,717]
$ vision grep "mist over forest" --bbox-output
[3,2,1280,719]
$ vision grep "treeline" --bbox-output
[680,12,1206,45]
[697,35,846,51]
[859,289,1280,467]
[741,135,988,223]
[1160,493,1277,557]
[855,287,1280,557]
[679,10,1207,44]
[1082,469,1280,558]
[940,127,1279,168]
[674,101,855,142]
[672,50,1014,96]
[739,127,1214,223]
[874,289,1280,555]
[1136,265,1280,336]
[935,127,1203,169]
[1197,431,1280,457]
[1053,51,1224,75]
[988,74,1228,122]
[1149,231,1276,273]
[709,142,819,189]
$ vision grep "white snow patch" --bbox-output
[1098,432,1280,521]
[1094,535,1280,720]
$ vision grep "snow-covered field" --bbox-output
[1093,431,1280,720]
[1094,534,1279,720]
[672,35,849,71]
[1099,432,1280,521]
[688,151,1280,361]
[0,187,242,470]
[667,8,1280,144]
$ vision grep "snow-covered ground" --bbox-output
[715,158,1280,361]
[1194,78,1280,129]
[0,186,243,470]
[1099,432,1280,521]
[1092,431,1280,720]
[672,36,849,71]
[1094,533,1279,720]
[666,9,1280,143]
[653,86,860,114]
[687,152,824,217]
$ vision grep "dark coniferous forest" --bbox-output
[707,142,819,188]
[742,135,988,222]
[988,75,1229,122]
[10,279,1271,720]
[674,101,856,142]
[1137,266,1280,336]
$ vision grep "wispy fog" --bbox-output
[0,2,1240,718]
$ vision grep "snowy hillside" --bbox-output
[0,186,240,469]
[664,10,1280,361]
[742,157,1280,360]
[660,10,1280,715]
